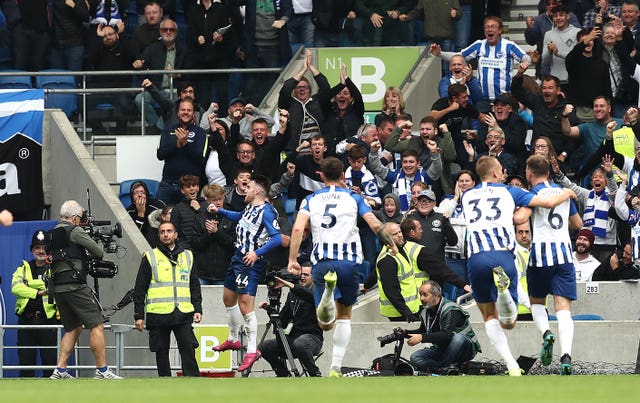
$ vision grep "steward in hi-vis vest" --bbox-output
[134,222,202,377]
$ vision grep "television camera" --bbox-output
[243,267,301,377]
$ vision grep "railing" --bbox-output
[0,67,282,157]
[0,323,224,377]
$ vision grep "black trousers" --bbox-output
[17,315,58,377]
[148,323,200,377]
[261,333,322,377]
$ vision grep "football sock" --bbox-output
[496,289,518,326]
[97,366,108,372]
[485,319,519,370]
[531,304,550,335]
[331,319,351,371]
[226,304,243,342]
[317,285,336,325]
[244,311,258,354]
[556,310,574,357]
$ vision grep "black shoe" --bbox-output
[560,353,572,375]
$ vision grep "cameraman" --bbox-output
[405,281,481,373]
[49,200,122,380]
[259,264,323,377]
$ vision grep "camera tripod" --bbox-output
[242,288,301,377]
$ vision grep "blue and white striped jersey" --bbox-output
[461,38,526,100]
[529,181,577,267]
[301,185,372,264]
[461,182,533,256]
[233,203,281,255]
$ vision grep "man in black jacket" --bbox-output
[192,184,236,285]
[133,221,202,377]
[512,64,579,164]
[259,264,323,377]
[170,175,206,250]
[278,49,329,156]
[133,18,188,130]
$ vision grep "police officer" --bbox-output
[11,230,58,377]
[49,200,122,380]
[133,221,202,377]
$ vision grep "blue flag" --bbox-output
[0,89,45,219]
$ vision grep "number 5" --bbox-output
[321,204,337,229]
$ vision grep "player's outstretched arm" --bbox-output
[362,212,398,255]
[288,212,310,275]
[569,212,583,230]
[529,188,576,209]
[513,206,532,225]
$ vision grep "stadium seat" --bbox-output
[35,70,77,118]
[572,314,604,320]
[0,70,32,89]
[119,179,160,207]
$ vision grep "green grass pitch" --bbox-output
[1,375,638,402]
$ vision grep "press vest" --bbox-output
[515,246,532,315]
[144,248,194,315]
[376,241,422,318]
[12,261,57,318]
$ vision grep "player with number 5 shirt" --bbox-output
[288,157,397,378]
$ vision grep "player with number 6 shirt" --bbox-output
[461,156,575,376]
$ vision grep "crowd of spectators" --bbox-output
[0,0,503,130]
[9,1,640,300]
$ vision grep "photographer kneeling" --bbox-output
[405,281,481,373]
[259,264,323,377]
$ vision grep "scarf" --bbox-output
[584,189,610,239]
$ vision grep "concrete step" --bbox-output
[509,7,540,20]
[506,20,528,30]
[85,144,116,156]
[513,0,540,6]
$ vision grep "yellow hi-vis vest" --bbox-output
[145,248,195,315]
[515,246,532,315]
[11,261,57,319]
[376,241,422,318]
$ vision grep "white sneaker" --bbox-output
[50,369,75,380]
[94,368,123,379]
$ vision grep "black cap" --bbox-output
[30,230,47,249]
[495,93,519,111]
[229,97,247,106]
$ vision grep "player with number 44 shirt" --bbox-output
[209,175,282,372]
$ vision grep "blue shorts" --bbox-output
[467,251,518,304]
[527,262,577,301]
[223,252,265,296]
[312,259,359,307]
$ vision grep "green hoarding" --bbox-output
[317,47,420,112]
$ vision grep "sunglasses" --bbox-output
[160,27,177,33]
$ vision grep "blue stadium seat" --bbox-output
[119,179,160,207]
[0,70,32,89]
[35,70,77,117]
[572,314,604,320]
